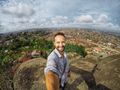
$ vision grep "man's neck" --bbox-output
[59,51,65,58]
[56,49,64,58]
[60,51,64,56]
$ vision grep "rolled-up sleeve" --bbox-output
[44,57,60,77]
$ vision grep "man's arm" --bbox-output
[45,71,59,90]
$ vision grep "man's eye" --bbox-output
[56,42,60,44]
[62,41,65,44]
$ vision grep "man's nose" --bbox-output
[59,43,64,46]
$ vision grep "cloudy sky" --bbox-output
[0,0,120,33]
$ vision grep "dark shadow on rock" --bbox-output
[95,84,111,90]
[66,75,85,90]
[18,66,38,90]
[70,66,111,90]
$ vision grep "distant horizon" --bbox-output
[0,27,120,37]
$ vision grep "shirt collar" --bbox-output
[54,48,66,58]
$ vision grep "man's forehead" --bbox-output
[55,35,65,38]
[54,35,66,41]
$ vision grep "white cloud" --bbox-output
[97,14,108,23]
[72,14,120,31]
[92,22,120,31]
[51,16,68,25]
[2,3,35,18]
[94,14,115,29]
[74,15,94,23]
[0,0,119,33]
[106,23,119,29]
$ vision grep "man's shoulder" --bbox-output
[48,50,58,60]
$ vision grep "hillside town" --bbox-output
[0,28,120,90]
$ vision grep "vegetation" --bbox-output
[65,44,87,57]
[0,31,87,90]
[0,31,87,67]
[0,29,119,90]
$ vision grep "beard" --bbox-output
[56,46,65,52]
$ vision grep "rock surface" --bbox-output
[94,54,120,90]
[13,57,88,90]
[13,58,46,90]
[13,54,120,90]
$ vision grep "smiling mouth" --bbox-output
[59,46,64,49]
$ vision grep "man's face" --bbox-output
[54,35,66,52]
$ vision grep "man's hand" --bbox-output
[45,71,59,90]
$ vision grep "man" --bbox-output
[44,32,70,90]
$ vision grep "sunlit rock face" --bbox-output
[13,58,46,90]
[94,54,120,90]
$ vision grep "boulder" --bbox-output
[13,57,88,90]
[94,54,120,90]
[13,58,46,90]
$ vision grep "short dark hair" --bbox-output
[54,32,66,39]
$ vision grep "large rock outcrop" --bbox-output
[13,57,88,90]
[13,54,120,90]
[13,58,46,90]
[94,54,120,90]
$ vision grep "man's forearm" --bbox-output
[45,71,59,90]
